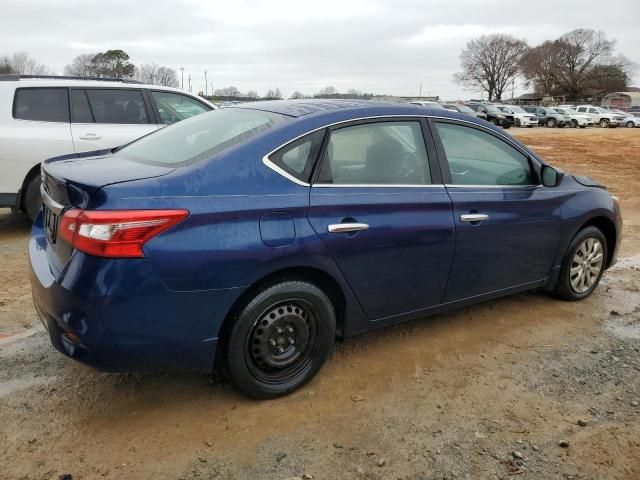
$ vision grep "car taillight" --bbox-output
[58,209,189,258]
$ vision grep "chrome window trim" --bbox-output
[313,183,445,188]
[444,184,542,189]
[262,114,539,187]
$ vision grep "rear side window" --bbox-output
[86,89,149,124]
[317,121,431,185]
[70,90,93,123]
[14,88,69,122]
[269,130,325,182]
[151,91,210,125]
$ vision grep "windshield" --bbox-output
[546,108,559,114]
[497,106,511,113]
[120,109,287,167]
[483,104,502,114]
[455,105,475,113]
[508,106,527,113]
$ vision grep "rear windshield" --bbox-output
[119,108,287,167]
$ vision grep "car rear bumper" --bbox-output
[29,216,241,372]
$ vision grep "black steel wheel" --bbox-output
[223,280,336,399]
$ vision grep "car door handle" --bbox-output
[328,223,369,233]
[79,133,102,140]
[460,214,489,223]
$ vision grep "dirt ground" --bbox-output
[1,127,639,480]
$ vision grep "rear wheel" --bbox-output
[23,174,42,221]
[515,118,521,127]
[546,118,557,128]
[570,119,578,128]
[223,280,336,399]
[599,118,610,128]
[489,118,498,126]
[626,121,635,128]
[553,226,607,301]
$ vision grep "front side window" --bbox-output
[435,122,534,186]
[14,88,69,123]
[317,121,431,185]
[120,108,287,167]
[86,89,149,124]
[151,91,210,125]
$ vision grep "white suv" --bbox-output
[496,105,538,127]
[0,75,215,219]
[554,107,593,128]
[574,105,624,128]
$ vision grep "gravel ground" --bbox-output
[0,127,639,480]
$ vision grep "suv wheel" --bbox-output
[599,118,610,128]
[223,280,336,399]
[23,174,42,221]
[515,118,521,127]
[553,226,607,301]
[546,118,557,128]
[570,119,578,128]
[489,118,498,126]
[626,121,635,128]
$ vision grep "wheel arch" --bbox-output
[215,266,347,369]
[19,162,42,212]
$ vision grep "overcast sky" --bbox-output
[2,0,639,99]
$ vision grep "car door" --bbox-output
[5,87,75,180]
[70,88,159,153]
[431,119,562,302]
[307,119,455,320]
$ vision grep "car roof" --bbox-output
[231,99,458,120]
[0,76,193,94]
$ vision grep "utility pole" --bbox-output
[204,70,208,97]
[511,78,515,101]
[210,81,214,97]
[179,67,184,90]
[188,74,191,93]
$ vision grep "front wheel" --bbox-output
[570,119,578,128]
[553,226,607,301]
[546,118,557,128]
[626,121,635,128]
[223,280,336,399]
[599,118,610,128]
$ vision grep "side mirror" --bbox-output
[541,164,564,187]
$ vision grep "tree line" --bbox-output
[209,85,375,101]
[1,49,179,88]
[454,28,635,101]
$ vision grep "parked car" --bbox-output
[442,103,487,120]
[30,100,622,399]
[523,106,571,128]
[496,105,538,127]
[553,107,593,128]
[0,74,216,219]
[575,105,624,128]
[465,103,514,128]
[409,101,445,109]
[608,109,640,128]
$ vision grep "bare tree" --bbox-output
[454,34,529,101]
[64,53,98,76]
[134,63,159,84]
[155,66,179,87]
[316,86,337,96]
[520,41,561,95]
[290,90,308,99]
[0,55,12,74]
[245,90,259,99]
[9,52,51,75]
[553,29,620,99]
[214,86,241,97]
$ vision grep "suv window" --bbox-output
[86,89,149,124]
[317,121,431,185]
[151,91,210,125]
[588,108,598,114]
[14,88,69,123]
[269,130,325,182]
[70,90,93,123]
[435,122,534,186]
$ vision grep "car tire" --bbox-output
[515,118,521,127]
[546,118,557,128]
[489,118,498,125]
[23,173,42,221]
[558,123,565,128]
[223,280,336,399]
[626,121,635,128]
[579,125,587,129]
[599,118,610,128]
[553,226,607,301]
[570,119,578,128]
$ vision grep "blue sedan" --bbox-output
[30,100,622,398]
